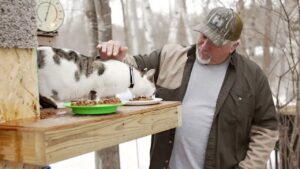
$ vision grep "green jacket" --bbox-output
[125,44,279,169]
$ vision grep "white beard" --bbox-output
[196,47,211,64]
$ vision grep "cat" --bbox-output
[37,46,155,108]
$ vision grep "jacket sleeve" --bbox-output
[123,48,162,72]
[238,126,278,169]
[238,68,279,169]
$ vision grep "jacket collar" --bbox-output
[129,66,134,88]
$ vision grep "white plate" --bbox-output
[124,98,163,106]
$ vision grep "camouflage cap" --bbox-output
[194,7,243,46]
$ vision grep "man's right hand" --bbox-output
[97,40,128,61]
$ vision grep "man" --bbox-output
[97,7,278,169]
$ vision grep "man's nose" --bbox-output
[200,39,210,48]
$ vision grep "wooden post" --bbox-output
[95,146,120,169]
[0,0,41,168]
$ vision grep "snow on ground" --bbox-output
[50,152,95,169]
[50,136,151,169]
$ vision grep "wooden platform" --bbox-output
[279,105,297,116]
[0,101,181,166]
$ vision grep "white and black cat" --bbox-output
[37,46,155,108]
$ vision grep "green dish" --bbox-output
[64,102,123,115]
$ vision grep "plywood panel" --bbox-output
[0,48,40,122]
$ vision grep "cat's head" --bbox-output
[130,71,156,98]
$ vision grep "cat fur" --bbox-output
[37,46,155,103]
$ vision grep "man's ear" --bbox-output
[230,41,240,53]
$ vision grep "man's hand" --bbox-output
[97,40,128,61]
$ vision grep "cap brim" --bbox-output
[193,24,226,47]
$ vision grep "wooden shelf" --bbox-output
[279,105,297,116]
[37,30,58,37]
[0,101,181,166]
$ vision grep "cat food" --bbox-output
[71,100,98,106]
[130,96,153,101]
[40,110,57,119]
[98,97,121,104]
[71,97,121,106]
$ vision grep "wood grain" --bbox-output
[0,101,181,165]
[0,161,43,169]
[0,48,40,122]
[279,105,296,115]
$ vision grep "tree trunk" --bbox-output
[142,0,155,53]
[296,1,300,167]
[126,0,139,55]
[296,0,300,119]
[237,0,247,56]
[203,0,211,15]
[120,0,130,49]
[93,0,119,169]
[167,0,180,43]
[86,0,99,57]
[180,0,193,45]
[95,0,112,42]
[262,0,272,74]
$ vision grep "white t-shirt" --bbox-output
[169,54,229,169]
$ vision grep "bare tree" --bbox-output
[126,0,139,55]
[263,0,272,74]
[181,0,193,45]
[86,0,99,57]
[142,0,155,52]
[236,0,247,56]
[120,0,130,48]
[296,0,300,117]
[95,0,112,42]
[168,0,181,43]
[274,0,300,168]
[91,1,120,169]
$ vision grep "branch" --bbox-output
[280,59,300,77]
[279,0,296,66]
[269,58,280,75]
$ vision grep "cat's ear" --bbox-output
[142,69,155,82]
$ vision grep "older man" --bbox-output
[97,7,278,169]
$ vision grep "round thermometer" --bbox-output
[36,0,65,32]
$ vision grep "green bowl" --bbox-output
[64,102,123,115]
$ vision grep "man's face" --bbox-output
[197,33,238,65]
